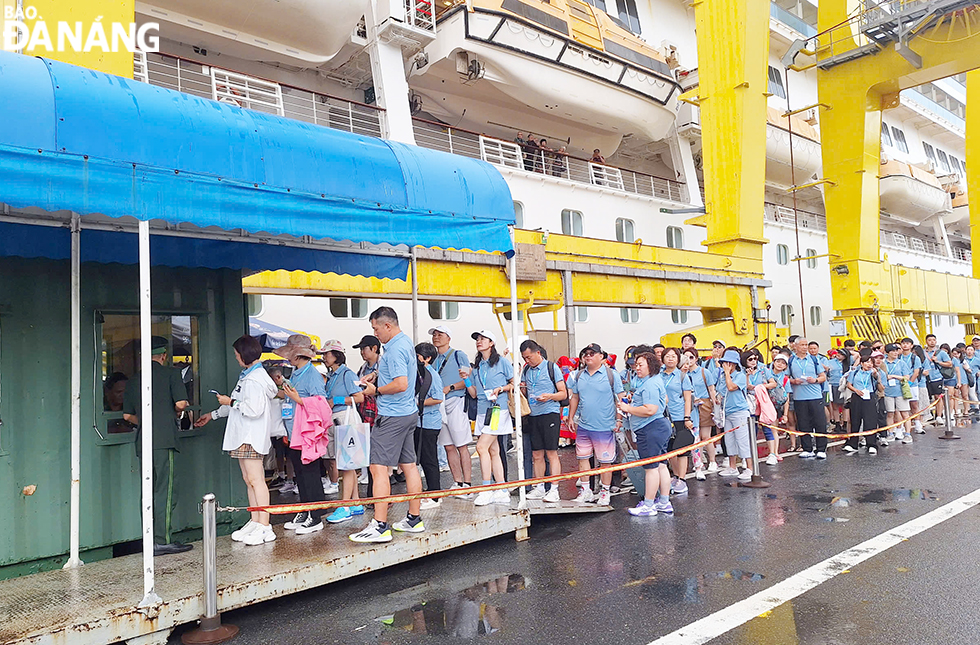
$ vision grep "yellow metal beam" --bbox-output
[692,0,770,260]
[970,69,980,279]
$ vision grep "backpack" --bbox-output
[770,374,789,407]
[522,360,569,408]
[415,362,433,417]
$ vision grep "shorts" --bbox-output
[526,412,561,451]
[698,399,714,428]
[370,413,419,467]
[830,386,841,405]
[909,385,919,401]
[927,380,944,397]
[230,443,263,460]
[918,385,930,410]
[634,417,671,469]
[575,429,617,463]
[438,396,472,447]
[943,377,958,388]
[667,420,696,453]
[474,406,513,436]
[884,395,910,412]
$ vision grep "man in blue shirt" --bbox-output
[789,336,828,459]
[924,333,952,424]
[431,326,474,495]
[520,339,567,504]
[352,307,423,543]
[899,337,925,434]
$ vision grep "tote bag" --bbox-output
[336,407,371,471]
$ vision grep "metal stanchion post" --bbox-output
[939,394,961,441]
[739,416,771,489]
[181,494,239,645]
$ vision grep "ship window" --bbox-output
[890,127,909,154]
[809,306,822,326]
[936,150,951,173]
[776,244,789,265]
[881,124,893,148]
[620,308,640,324]
[922,142,936,164]
[575,306,589,323]
[561,209,584,236]
[805,248,817,269]
[666,226,684,249]
[330,298,368,319]
[934,314,942,327]
[502,310,525,322]
[950,156,962,175]
[615,0,641,34]
[949,315,957,327]
[428,301,459,321]
[616,218,635,243]
[513,201,525,229]
[585,0,607,11]
[780,304,794,326]
[671,310,688,325]
[767,66,786,100]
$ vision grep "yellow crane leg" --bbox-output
[970,69,980,280]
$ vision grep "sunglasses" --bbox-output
[582,350,597,357]
[747,357,758,361]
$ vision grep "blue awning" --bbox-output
[0,52,515,276]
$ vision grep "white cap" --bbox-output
[471,329,498,345]
[428,325,452,338]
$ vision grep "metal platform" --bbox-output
[525,499,615,515]
[0,499,529,645]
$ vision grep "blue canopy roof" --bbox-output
[0,52,515,277]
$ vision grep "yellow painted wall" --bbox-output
[2,0,135,77]
[969,69,980,279]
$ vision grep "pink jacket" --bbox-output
[753,384,778,426]
[289,396,333,464]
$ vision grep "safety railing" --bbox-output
[405,0,436,32]
[133,49,148,84]
[141,52,385,139]
[763,202,828,230]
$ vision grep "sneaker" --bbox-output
[350,505,365,516]
[350,520,392,543]
[694,468,706,481]
[574,486,595,503]
[842,445,857,454]
[868,446,878,455]
[706,462,719,473]
[671,479,689,495]
[280,481,298,495]
[419,498,441,510]
[901,435,913,444]
[473,491,494,506]
[526,485,546,500]
[294,516,324,535]
[543,487,561,503]
[323,481,339,495]
[815,452,827,460]
[267,475,286,490]
[439,464,450,472]
[284,512,309,530]
[718,467,739,477]
[231,521,259,542]
[358,472,369,485]
[392,516,425,533]
[798,451,815,459]
[597,489,611,506]
[737,469,753,481]
[878,437,891,446]
[628,501,657,516]
[653,497,674,515]
[765,453,779,465]
[326,506,353,524]
[914,427,926,435]
[451,482,475,500]
[242,524,276,546]
[492,490,511,506]
[738,459,748,470]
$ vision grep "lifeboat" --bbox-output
[943,183,970,233]
[878,158,951,224]
[135,0,369,66]
[410,0,681,155]
[765,107,822,190]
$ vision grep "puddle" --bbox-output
[855,489,939,504]
[702,570,766,582]
[830,497,851,508]
[633,570,766,605]
[376,574,526,638]
[824,517,850,522]
[532,526,572,542]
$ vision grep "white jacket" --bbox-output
[214,365,278,454]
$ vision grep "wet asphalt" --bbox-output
[170,424,980,645]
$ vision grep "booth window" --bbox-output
[330,298,368,319]
[96,314,201,442]
[428,301,459,321]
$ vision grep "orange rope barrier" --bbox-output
[759,395,943,440]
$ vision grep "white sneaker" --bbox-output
[280,481,298,494]
[868,446,878,455]
[737,469,752,481]
[842,445,857,454]
[543,487,560,503]
[451,482,475,500]
[358,472,369,485]
[294,516,324,535]
[323,481,339,495]
[473,491,494,506]
[526,485,546,500]
[815,452,827,459]
[349,519,392,543]
[718,467,739,477]
[694,468,706,481]
[242,524,276,546]
[492,490,511,506]
[901,435,913,444]
[706,462,719,473]
[231,521,259,542]
[392,516,425,533]
[419,498,441,510]
[798,451,815,459]
[765,453,779,466]
[597,489,611,506]
[574,486,595,503]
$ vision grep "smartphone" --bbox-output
[208,389,219,395]
[280,364,294,379]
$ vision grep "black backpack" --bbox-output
[415,361,433,417]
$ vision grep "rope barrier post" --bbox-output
[181,494,239,645]
[939,394,961,441]
[739,417,771,489]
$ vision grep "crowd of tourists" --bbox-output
[141,308,978,552]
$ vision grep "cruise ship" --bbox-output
[119,0,964,354]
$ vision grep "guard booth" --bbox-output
[0,51,515,585]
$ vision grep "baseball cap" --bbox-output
[428,325,452,338]
[774,353,790,364]
[318,339,345,354]
[352,335,381,349]
[579,342,603,357]
[712,339,726,348]
[471,329,498,345]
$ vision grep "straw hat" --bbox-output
[273,334,316,362]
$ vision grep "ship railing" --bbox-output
[405,0,436,32]
[590,163,626,191]
[479,137,524,170]
[141,52,386,139]
[133,49,149,84]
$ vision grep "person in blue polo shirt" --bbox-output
[520,339,567,504]
[882,343,912,444]
[924,334,953,425]
[788,336,828,459]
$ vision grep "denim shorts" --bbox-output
[634,417,671,469]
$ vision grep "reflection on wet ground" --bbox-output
[854,488,939,503]
[377,575,526,639]
[636,570,767,605]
